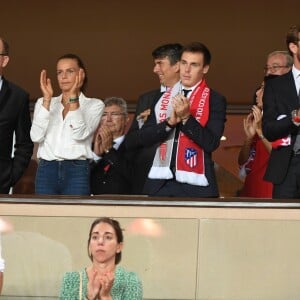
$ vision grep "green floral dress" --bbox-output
[60,266,143,300]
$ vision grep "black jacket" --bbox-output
[0,78,33,193]
[262,71,299,184]
[90,142,133,195]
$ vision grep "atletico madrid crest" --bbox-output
[185,148,197,168]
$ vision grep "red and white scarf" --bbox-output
[271,114,291,149]
[148,82,180,180]
[149,80,210,186]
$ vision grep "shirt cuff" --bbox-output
[0,258,5,272]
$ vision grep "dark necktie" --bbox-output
[182,89,191,97]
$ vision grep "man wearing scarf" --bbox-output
[125,43,182,194]
[139,42,227,197]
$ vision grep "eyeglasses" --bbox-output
[102,112,126,119]
[264,65,288,74]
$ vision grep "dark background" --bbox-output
[1,0,299,104]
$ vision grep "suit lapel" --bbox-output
[0,78,10,111]
[283,71,299,106]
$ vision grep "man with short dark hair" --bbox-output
[125,43,183,194]
[0,36,33,193]
[132,42,227,197]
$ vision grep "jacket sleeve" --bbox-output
[181,91,227,152]
[11,92,34,185]
[262,76,298,141]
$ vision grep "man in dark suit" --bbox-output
[262,25,300,199]
[125,43,182,194]
[132,42,227,197]
[90,97,132,195]
[0,37,33,194]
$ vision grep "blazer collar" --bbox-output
[0,77,9,109]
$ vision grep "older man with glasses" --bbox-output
[264,50,293,75]
[90,97,133,195]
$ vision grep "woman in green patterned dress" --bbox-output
[60,217,143,300]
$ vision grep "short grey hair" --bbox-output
[104,97,127,115]
[267,50,293,67]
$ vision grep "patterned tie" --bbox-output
[182,89,191,97]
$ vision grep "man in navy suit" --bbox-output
[125,43,183,194]
[0,37,33,193]
[262,25,300,199]
[132,42,227,197]
[90,97,133,195]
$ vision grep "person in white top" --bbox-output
[0,233,4,294]
[30,54,104,195]
[0,217,13,295]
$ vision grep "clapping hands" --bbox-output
[87,269,114,300]
[93,126,114,156]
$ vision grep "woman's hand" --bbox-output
[68,68,84,111]
[86,269,101,300]
[40,70,53,110]
[69,68,84,98]
[98,271,114,300]
[243,112,257,139]
[251,105,263,131]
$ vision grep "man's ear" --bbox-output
[1,55,9,68]
[203,65,210,74]
[173,61,180,73]
[289,42,298,55]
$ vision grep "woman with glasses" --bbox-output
[60,217,143,300]
[30,54,104,195]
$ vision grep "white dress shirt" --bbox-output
[292,65,300,95]
[181,80,202,97]
[30,93,104,160]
